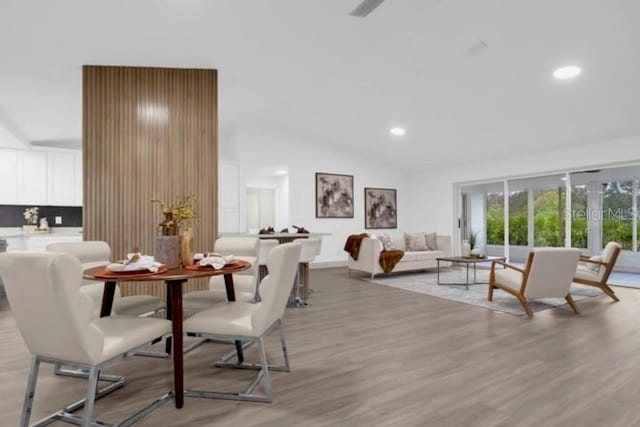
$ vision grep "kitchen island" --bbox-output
[0,227,83,251]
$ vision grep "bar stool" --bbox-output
[290,238,322,307]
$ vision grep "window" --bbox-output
[602,181,633,250]
[533,187,565,247]
[571,184,588,248]
[486,192,504,245]
[509,190,528,246]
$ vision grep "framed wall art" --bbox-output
[315,172,354,218]
[364,187,397,229]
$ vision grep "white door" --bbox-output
[246,188,275,231]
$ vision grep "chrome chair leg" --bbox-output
[21,356,40,427]
[279,320,290,372]
[81,367,100,427]
[256,336,272,400]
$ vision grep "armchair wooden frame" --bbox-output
[488,253,580,317]
[574,246,621,302]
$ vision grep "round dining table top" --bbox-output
[83,259,251,282]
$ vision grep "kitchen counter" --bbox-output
[0,227,83,238]
[0,227,83,252]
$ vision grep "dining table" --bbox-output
[83,260,251,409]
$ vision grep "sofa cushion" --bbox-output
[405,232,428,251]
[425,232,438,250]
[379,233,394,251]
[412,250,444,261]
[400,252,418,262]
[390,234,406,251]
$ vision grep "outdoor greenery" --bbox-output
[533,188,565,247]
[602,181,634,250]
[509,191,528,246]
[571,185,588,248]
[485,180,638,250]
[486,192,504,245]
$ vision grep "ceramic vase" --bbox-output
[155,235,181,268]
[461,240,471,257]
[180,228,194,266]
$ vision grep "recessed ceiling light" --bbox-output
[553,66,582,80]
[390,127,406,136]
[274,169,288,176]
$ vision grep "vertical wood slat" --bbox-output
[83,66,218,297]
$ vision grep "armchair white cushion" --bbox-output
[573,241,622,301]
[489,248,581,317]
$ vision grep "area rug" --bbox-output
[365,269,602,316]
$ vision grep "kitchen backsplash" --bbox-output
[0,205,82,227]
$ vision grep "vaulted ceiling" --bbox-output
[0,0,639,170]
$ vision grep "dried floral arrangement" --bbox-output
[151,196,199,233]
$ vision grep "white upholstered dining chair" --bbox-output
[182,236,259,312]
[258,238,279,282]
[183,241,302,403]
[46,241,165,318]
[488,248,581,317]
[0,252,172,427]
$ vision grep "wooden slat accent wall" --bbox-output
[83,66,218,297]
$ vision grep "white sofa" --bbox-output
[348,233,451,278]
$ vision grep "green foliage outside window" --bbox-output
[509,191,528,246]
[602,181,633,250]
[571,186,588,248]
[486,192,504,245]
[533,188,565,247]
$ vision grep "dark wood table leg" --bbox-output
[167,280,185,409]
[100,281,117,317]
[165,286,173,355]
[223,273,244,363]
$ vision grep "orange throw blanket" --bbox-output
[343,233,370,260]
[379,250,404,274]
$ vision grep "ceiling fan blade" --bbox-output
[350,0,386,17]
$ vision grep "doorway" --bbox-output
[246,188,275,232]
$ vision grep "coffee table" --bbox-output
[436,256,506,290]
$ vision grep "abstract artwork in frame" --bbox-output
[364,187,397,229]
[315,172,354,218]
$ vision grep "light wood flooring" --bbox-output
[2,268,640,426]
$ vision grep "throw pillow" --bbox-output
[379,233,394,251]
[405,232,428,251]
[425,232,438,250]
[586,255,603,273]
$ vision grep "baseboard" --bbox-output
[310,261,347,270]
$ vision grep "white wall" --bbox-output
[407,136,640,252]
[221,128,412,264]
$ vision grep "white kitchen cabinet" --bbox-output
[17,150,47,205]
[0,149,18,204]
[47,151,76,206]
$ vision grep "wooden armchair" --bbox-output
[488,248,581,317]
[573,242,622,302]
